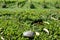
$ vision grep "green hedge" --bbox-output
[0,0,60,9]
[0,9,60,40]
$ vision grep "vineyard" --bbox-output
[0,0,60,40]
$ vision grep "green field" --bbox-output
[0,0,60,40]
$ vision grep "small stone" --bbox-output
[51,17,58,20]
[35,32,40,36]
[1,36,4,40]
[44,21,50,24]
[43,28,49,35]
[23,31,35,38]
[1,32,3,34]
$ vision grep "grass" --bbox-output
[0,0,60,9]
[0,0,60,40]
[0,9,60,40]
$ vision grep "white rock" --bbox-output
[35,32,40,36]
[0,28,2,29]
[23,31,35,37]
[43,28,49,35]
[44,21,50,24]
[1,36,4,40]
[51,17,58,20]
[0,28,3,34]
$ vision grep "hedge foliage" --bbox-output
[0,0,60,9]
[0,0,60,40]
[0,9,60,40]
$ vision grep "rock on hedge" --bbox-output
[23,31,35,38]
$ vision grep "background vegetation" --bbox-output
[0,0,60,40]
